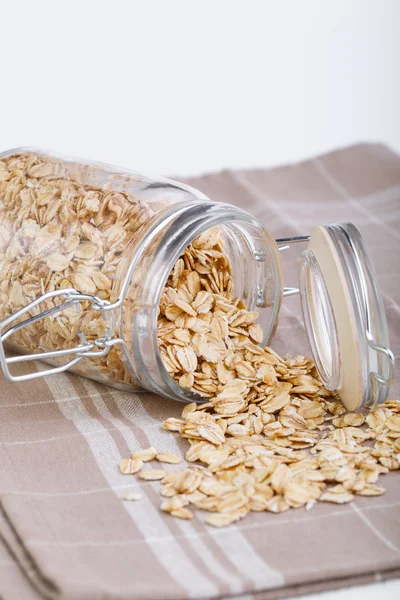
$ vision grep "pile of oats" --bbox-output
[119,229,400,526]
[119,392,400,526]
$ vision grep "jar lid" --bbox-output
[299,222,394,411]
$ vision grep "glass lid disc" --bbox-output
[299,222,394,410]
[299,249,340,391]
[324,222,394,407]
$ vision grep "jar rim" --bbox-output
[119,201,282,402]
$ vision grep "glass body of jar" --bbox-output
[0,148,283,402]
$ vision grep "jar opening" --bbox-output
[119,202,282,402]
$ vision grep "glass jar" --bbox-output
[0,148,394,411]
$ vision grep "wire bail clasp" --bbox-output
[276,235,311,297]
[0,288,122,382]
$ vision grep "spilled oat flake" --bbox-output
[118,229,400,527]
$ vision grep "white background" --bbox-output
[0,0,399,177]
[0,1,399,599]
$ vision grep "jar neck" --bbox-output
[116,201,282,401]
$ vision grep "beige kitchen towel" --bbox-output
[0,143,399,600]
